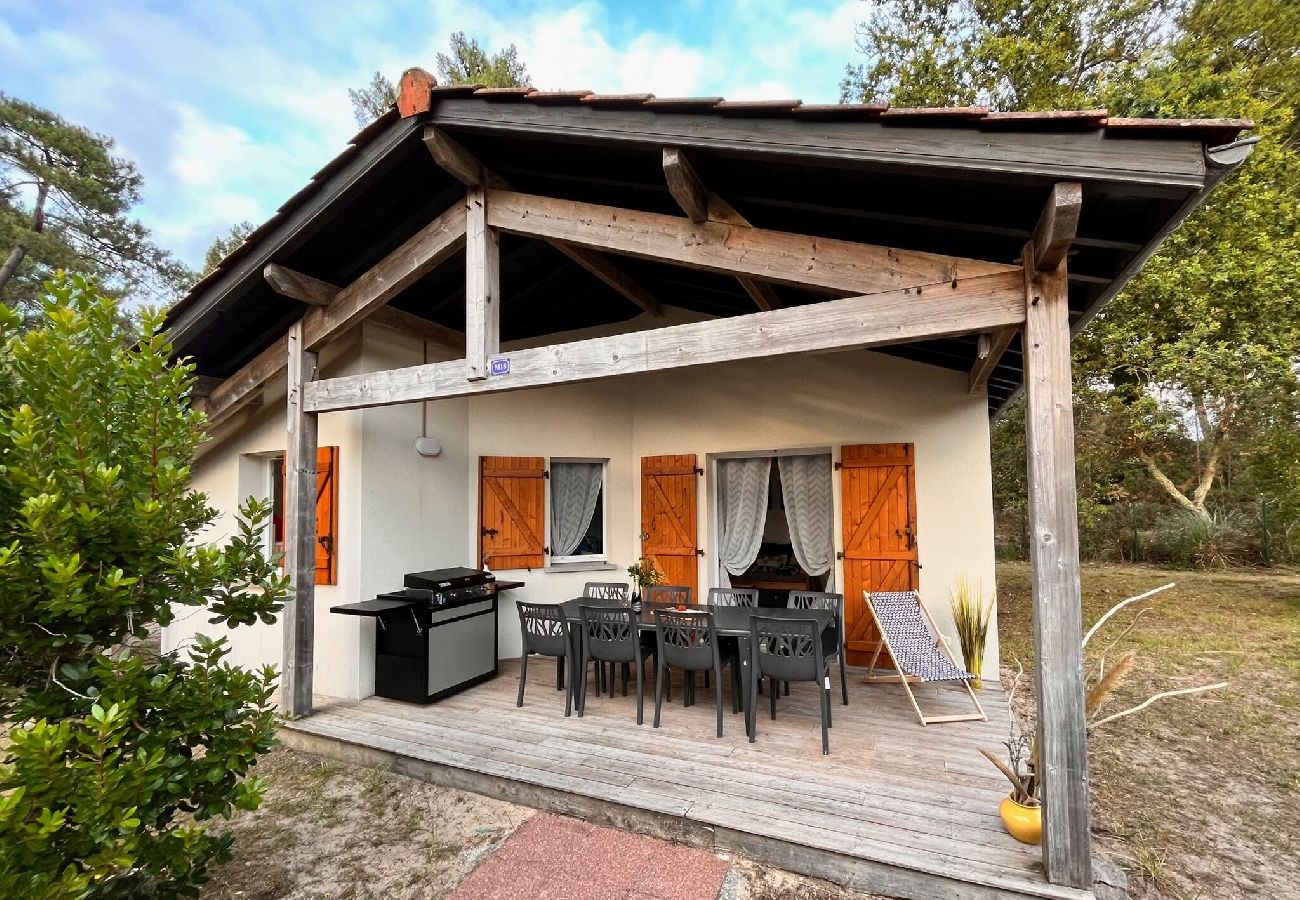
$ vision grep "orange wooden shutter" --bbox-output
[839,443,918,668]
[314,446,339,585]
[479,456,546,570]
[640,454,699,597]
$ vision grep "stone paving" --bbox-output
[449,813,732,900]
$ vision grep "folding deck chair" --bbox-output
[863,590,987,726]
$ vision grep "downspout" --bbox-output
[991,136,1261,420]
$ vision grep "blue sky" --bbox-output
[0,0,864,269]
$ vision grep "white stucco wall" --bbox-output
[169,312,1000,702]
[163,334,371,699]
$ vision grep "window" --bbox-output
[549,460,606,564]
[259,447,339,586]
[477,456,607,571]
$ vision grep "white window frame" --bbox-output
[546,457,610,565]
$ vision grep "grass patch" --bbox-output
[997,562,1300,899]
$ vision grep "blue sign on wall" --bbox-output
[489,358,510,376]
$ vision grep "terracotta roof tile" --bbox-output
[793,103,889,121]
[525,90,594,105]
[473,86,537,99]
[581,93,657,109]
[1102,116,1254,145]
[429,84,484,96]
[642,97,725,112]
[881,106,989,120]
[715,99,802,116]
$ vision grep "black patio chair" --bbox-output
[706,587,758,607]
[583,581,633,692]
[652,609,739,737]
[577,605,649,724]
[747,615,832,755]
[644,584,692,607]
[703,587,757,688]
[515,601,572,717]
[582,581,629,600]
[789,590,849,706]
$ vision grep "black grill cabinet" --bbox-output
[331,567,520,703]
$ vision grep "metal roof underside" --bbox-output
[166,95,1248,416]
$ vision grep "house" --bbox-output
[162,68,1252,898]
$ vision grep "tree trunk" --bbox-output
[0,181,50,302]
[1136,399,1234,523]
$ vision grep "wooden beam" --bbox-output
[302,203,466,351]
[708,195,782,310]
[464,185,501,381]
[205,335,287,429]
[1031,183,1083,270]
[423,127,488,187]
[281,319,319,718]
[485,190,1019,296]
[1023,205,1092,888]
[191,374,224,398]
[203,201,468,429]
[304,269,1024,413]
[367,306,464,351]
[264,264,341,306]
[423,126,662,318]
[662,147,708,223]
[967,326,1018,393]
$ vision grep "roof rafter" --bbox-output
[423,125,663,318]
[203,200,467,429]
[661,147,784,311]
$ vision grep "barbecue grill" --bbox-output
[331,567,522,703]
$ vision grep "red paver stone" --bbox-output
[451,814,731,900]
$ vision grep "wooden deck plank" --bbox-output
[282,661,1093,900]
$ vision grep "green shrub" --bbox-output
[0,276,287,897]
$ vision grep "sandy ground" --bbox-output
[203,748,885,900]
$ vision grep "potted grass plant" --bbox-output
[982,582,1227,845]
[950,577,994,690]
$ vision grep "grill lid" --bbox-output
[403,567,495,591]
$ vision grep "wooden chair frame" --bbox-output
[863,591,987,726]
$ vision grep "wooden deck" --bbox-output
[281,661,1092,900]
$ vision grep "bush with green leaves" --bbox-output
[0,275,287,897]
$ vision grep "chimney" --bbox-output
[397,67,437,117]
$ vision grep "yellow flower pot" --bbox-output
[999,796,1042,845]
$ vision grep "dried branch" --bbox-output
[1083,582,1175,647]
[1090,682,1228,729]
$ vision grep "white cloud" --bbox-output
[1,0,865,268]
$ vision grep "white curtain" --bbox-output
[550,462,603,557]
[779,454,836,591]
[717,457,772,587]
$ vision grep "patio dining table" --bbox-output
[559,597,836,736]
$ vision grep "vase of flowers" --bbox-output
[950,577,994,690]
[627,556,665,609]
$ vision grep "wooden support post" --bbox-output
[1023,180,1091,888]
[281,319,319,717]
[465,185,500,381]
